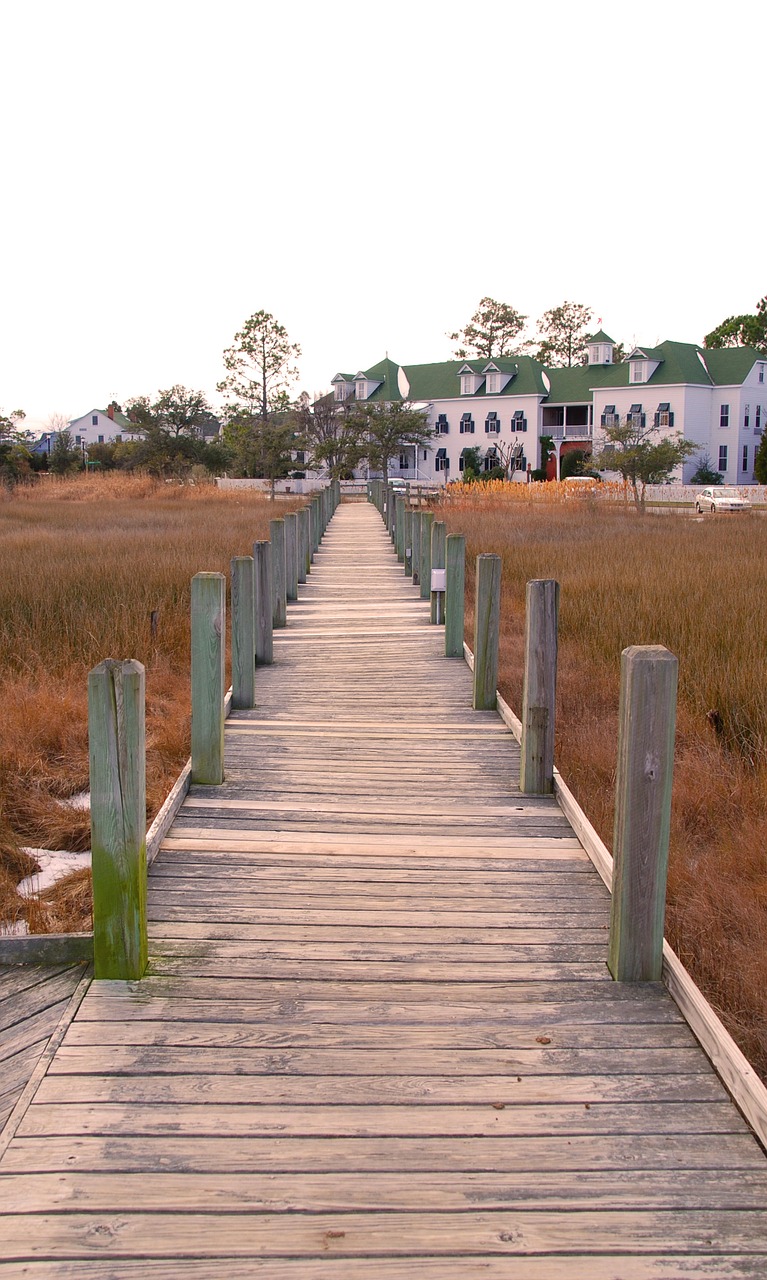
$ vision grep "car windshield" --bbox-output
[718,489,741,499]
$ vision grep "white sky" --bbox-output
[2,0,765,431]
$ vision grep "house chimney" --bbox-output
[107,404,115,421]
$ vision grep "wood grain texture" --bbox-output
[609,645,678,982]
[2,502,766,1274]
[520,578,559,795]
[190,572,225,786]
[88,659,147,980]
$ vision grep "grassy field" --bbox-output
[0,474,301,934]
[440,482,767,1078]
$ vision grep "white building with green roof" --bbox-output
[331,335,767,484]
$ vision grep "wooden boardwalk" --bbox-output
[2,501,767,1275]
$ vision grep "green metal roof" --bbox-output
[587,330,615,345]
[701,346,763,386]
[343,339,761,409]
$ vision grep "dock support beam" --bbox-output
[608,645,678,982]
[253,541,274,666]
[231,556,255,710]
[191,571,226,785]
[89,659,147,980]
[445,534,465,657]
[473,554,501,711]
[270,518,287,629]
[520,579,559,795]
[430,520,446,624]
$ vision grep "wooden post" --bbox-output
[298,507,309,584]
[430,520,446,624]
[473,554,501,711]
[608,645,678,982]
[285,512,299,602]
[445,533,465,658]
[411,510,422,585]
[191,571,225,784]
[519,579,559,795]
[419,511,434,600]
[269,517,287,628]
[395,496,405,561]
[311,497,320,554]
[403,507,413,576]
[253,540,273,665]
[89,659,147,980]
[231,556,255,710]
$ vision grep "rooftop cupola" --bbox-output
[587,330,616,366]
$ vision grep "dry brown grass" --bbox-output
[0,474,302,934]
[441,491,767,1078]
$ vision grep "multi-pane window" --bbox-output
[485,412,500,434]
[511,410,527,432]
[720,404,730,428]
[628,403,645,428]
[435,414,449,435]
[92,414,98,426]
[486,374,499,394]
[655,403,674,428]
[460,375,474,395]
[460,413,475,434]
[75,436,81,445]
[601,405,619,427]
[757,406,762,432]
[745,404,750,428]
[718,445,728,472]
[98,435,104,443]
[630,362,644,383]
[759,364,765,384]
[743,445,749,473]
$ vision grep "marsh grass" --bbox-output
[0,475,301,933]
[442,492,767,1077]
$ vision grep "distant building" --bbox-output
[330,336,767,484]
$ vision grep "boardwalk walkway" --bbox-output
[2,501,767,1275]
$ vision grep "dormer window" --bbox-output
[630,361,645,383]
[486,374,499,394]
[356,380,367,400]
[460,374,474,395]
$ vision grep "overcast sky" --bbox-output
[2,0,764,430]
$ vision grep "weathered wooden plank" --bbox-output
[7,1165,767,1214]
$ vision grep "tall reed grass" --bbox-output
[441,490,767,1077]
[0,475,301,932]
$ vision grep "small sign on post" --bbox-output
[431,569,446,592]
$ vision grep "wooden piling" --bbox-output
[285,512,299,602]
[411,510,422,585]
[253,540,274,665]
[430,520,446,624]
[445,533,465,658]
[403,507,413,577]
[519,579,559,795]
[472,554,501,711]
[231,556,255,710]
[298,507,309,583]
[270,518,287,628]
[190,571,226,785]
[608,645,678,982]
[419,511,434,600]
[88,659,147,980]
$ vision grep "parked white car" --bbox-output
[695,487,751,513]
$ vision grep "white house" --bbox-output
[330,335,767,485]
[67,404,136,450]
